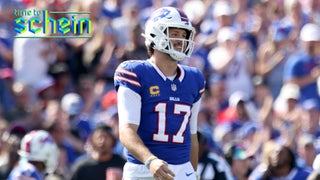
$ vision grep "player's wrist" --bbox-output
[145,155,158,169]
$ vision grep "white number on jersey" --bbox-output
[153,103,191,143]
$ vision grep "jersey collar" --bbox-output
[147,59,185,82]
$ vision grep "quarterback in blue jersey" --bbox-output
[114,6,205,180]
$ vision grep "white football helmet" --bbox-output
[142,7,196,61]
[18,130,59,174]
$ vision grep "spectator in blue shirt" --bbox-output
[283,23,320,108]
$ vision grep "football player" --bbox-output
[8,130,59,180]
[114,6,205,180]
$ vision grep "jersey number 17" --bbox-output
[153,103,191,143]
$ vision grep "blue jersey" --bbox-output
[114,60,205,165]
[8,161,44,180]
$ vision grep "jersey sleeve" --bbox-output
[117,86,141,126]
[114,61,142,94]
[194,69,206,103]
[190,99,201,134]
[189,69,205,134]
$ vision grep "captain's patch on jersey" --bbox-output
[149,86,160,97]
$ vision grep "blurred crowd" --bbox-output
[0,0,320,179]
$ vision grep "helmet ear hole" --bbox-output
[150,41,155,48]
[159,38,169,49]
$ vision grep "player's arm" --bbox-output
[117,86,154,163]
[190,99,202,171]
[190,133,199,171]
[119,123,154,163]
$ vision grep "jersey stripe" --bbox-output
[115,67,141,87]
[114,76,141,87]
[116,68,138,78]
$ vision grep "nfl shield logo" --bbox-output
[171,84,177,91]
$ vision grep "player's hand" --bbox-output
[149,159,175,180]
